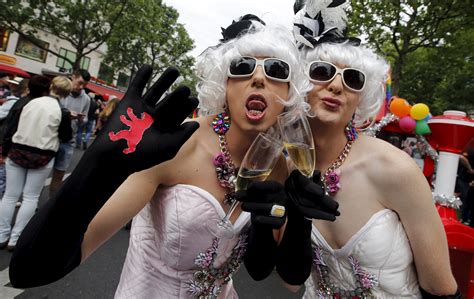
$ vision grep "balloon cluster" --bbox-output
[389,97,431,135]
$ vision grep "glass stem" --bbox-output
[222,200,240,223]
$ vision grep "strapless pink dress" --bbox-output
[115,184,250,298]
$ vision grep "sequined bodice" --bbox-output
[115,184,250,298]
[304,209,421,298]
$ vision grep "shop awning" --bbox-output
[0,63,31,78]
[86,82,125,100]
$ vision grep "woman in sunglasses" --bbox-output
[9,14,312,298]
[271,0,459,298]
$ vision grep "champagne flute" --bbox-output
[278,109,315,178]
[217,132,283,237]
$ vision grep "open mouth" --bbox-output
[245,94,267,121]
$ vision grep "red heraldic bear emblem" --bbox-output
[109,107,154,154]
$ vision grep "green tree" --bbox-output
[0,0,128,71]
[401,27,474,114]
[349,0,473,97]
[103,1,196,90]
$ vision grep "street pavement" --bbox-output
[0,144,305,298]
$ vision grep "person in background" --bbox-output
[457,149,474,225]
[464,147,474,228]
[403,140,415,157]
[94,95,120,135]
[50,69,91,195]
[0,78,28,119]
[2,76,53,162]
[0,76,72,251]
[76,92,99,150]
[0,78,29,198]
[0,72,12,101]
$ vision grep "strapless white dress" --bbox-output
[115,184,250,298]
[304,209,421,298]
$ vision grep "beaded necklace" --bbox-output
[187,233,248,297]
[211,112,237,205]
[312,245,378,297]
[321,122,357,195]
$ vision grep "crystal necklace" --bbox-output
[212,112,237,205]
[321,139,354,195]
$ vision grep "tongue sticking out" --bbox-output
[247,100,266,113]
[246,99,267,120]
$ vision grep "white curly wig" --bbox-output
[196,21,312,116]
[303,42,389,126]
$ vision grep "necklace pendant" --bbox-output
[325,169,341,195]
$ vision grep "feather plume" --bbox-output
[293,0,351,48]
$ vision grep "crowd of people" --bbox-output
[0,69,119,251]
[0,0,466,298]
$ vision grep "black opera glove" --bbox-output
[420,287,461,299]
[9,66,199,288]
[275,170,340,286]
[236,180,287,229]
[88,65,199,172]
[285,170,340,221]
[236,181,287,281]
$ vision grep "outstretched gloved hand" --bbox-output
[88,65,199,171]
[10,65,199,288]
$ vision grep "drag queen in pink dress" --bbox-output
[9,14,314,298]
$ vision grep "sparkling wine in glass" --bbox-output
[278,109,315,178]
[217,133,283,237]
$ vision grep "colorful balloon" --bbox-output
[399,116,416,132]
[423,113,432,121]
[390,97,411,117]
[415,120,431,135]
[410,103,430,120]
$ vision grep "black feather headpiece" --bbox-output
[293,0,360,48]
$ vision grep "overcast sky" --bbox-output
[162,0,295,57]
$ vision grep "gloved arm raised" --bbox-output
[9,66,199,288]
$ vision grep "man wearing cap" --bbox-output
[0,77,27,119]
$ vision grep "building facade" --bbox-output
[0,28,128,98]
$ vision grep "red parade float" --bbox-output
[428,111,474,298]
[379,109,474,297]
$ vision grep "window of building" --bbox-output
[15,35,49,62]
[97,63,114,85]
[0,29,9,51]
[117,72,130,89]
[56,48,90,71]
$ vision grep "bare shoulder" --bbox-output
[359,135,419,179]
[357,135,430,209]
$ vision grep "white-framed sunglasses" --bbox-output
[228,56,291,82]
[307,60,366,92]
